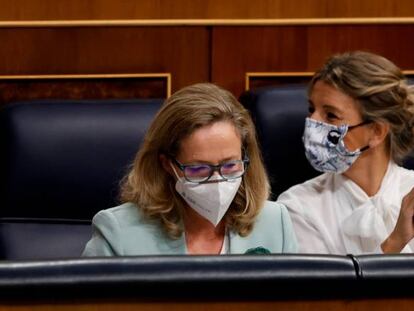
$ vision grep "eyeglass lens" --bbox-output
[184,160,245,182]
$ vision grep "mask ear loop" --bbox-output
[328,121,372,154]
[238,150,250,216]
[345,120,373,154]
[169,161,182,180]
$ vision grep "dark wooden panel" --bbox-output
[0,27,209,93]
[307,25,414,70]
[0,75,169,106]
[247,74,312,90]
[1,299,414,311]
[2,25,414,100]
[1,0,414,20]
[212,26,310,96]
[212,25,414,97]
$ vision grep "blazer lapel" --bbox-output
[154,231,187,255]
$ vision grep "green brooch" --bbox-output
[244,247,271,255]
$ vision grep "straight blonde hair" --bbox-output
[120,83,270,239]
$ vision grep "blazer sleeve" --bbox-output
[81,210,121,257]
[280,204,298,253]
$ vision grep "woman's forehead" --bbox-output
[311,81,361,114]
[177,121,242,162]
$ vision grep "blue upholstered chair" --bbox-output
[0,99,163,259]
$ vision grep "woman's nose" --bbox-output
[211,170,222,179]
[308,111,323,122]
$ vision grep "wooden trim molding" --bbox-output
[245,72,313,91]
[246,71,414,91]
[1,17,414,28]
[0,73,172,105]
[0,73,172,97]
[403,70,414,76]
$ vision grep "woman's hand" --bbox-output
[381,187,414,253]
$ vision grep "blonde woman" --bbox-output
[278,51,414,254]
[83,83,297,256]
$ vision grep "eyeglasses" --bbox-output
[171,156,250,183]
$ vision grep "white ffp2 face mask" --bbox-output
[171,165,242,226]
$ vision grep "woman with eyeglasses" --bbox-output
[82,83,297,256]
[278,51,414,254]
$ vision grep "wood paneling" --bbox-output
[0,27,209,93]
[212,25,414,96]
[0,74,170,105]
[307,25,414,69]
[246,72,313,90]
[246,71,414,91]
[0,0,414,20]
[212,26,310,96]
[1,25,414,99]
[1,299,414,311]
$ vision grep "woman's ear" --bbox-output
[369,121,390,148]
[159,154,174,176]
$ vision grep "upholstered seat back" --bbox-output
[240,85,320,198]
[0,99,163,219]
[0,99,163,259]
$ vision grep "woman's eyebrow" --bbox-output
[219,155,241,162]
[188,155,241,164]
[322,104,343,114]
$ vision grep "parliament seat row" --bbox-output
[1,85,414,259]
[0,86,413,304]
[0,254,413,301]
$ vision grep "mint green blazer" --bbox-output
[82,201,297,256]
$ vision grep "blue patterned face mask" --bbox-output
[303,117,370,173]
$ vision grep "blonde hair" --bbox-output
[120,83,270,239]
[309,51,414,163]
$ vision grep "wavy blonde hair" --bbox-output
[120,83,270,239]
[309,51,414,163]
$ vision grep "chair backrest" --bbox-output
[240,85,320,198]
[0,99,163,259]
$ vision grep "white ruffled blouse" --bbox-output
[278,162,414,254]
